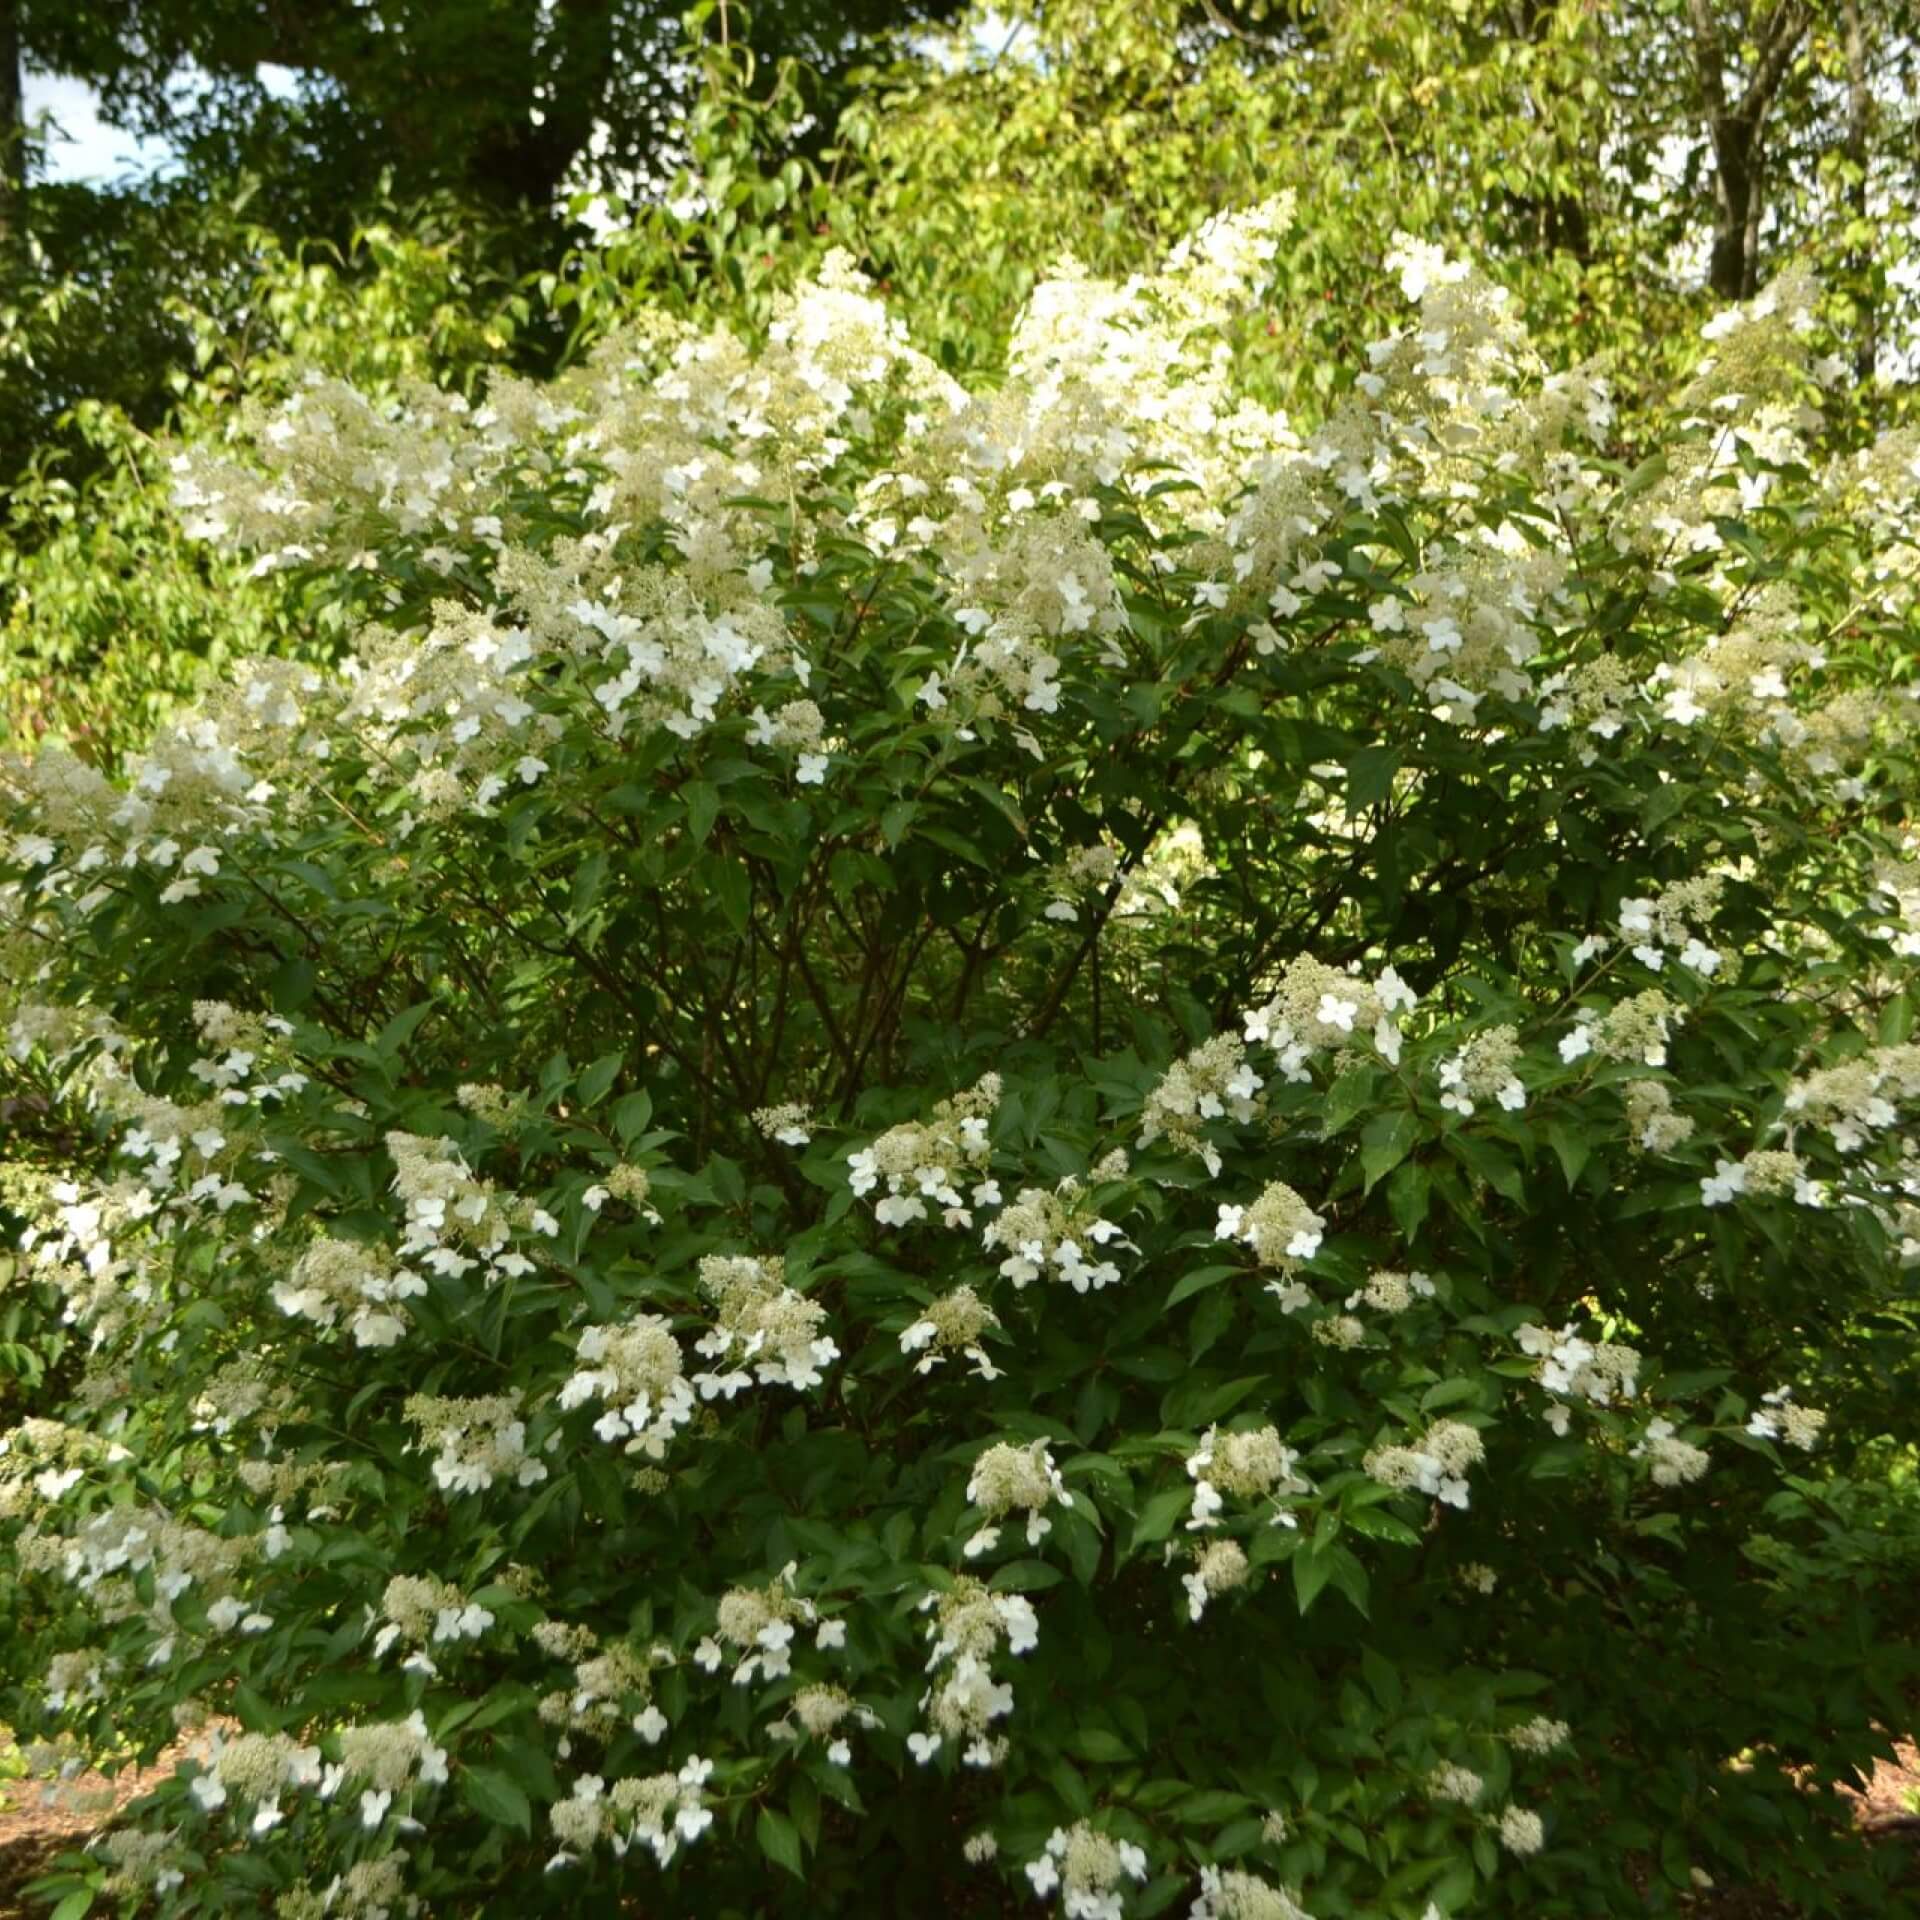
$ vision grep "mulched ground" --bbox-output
[1,1741,1916,1918]
[0,1735,210,1918]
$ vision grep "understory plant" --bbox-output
[3,202,1920,1917]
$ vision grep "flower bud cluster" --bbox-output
[1186,1423,1310,1530]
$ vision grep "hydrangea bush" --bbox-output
[4,203,1920,1917]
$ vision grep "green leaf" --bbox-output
[612,1089,654,1143]
[577,1050,623,1107]
[712,858,751,934]
[683,779,721,845]
[1387,1159,1431,1243]
[1346,744,1401,811]
[1294,1543,1336,1614]
[757,1805,806,1878]
[1319,1066,1376,1140]
[1129,1486,1192,1553]
[375,999,436,1060]
[1544,1120,1589,1190]
[1165,1263,1239,1309]
[461,1765,532,1836]
[1360,1109,1420,1193]
[1445,1133,1524,1204]
[1067,1727,1132,1763]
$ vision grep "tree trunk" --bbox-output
[1705,117,1758,298]
[1843,0,1875,381]
[0,0,22,267]
[1686,0,1810,302]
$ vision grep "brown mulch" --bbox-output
[0,1739,202,1918]
[1840,1740,1920,1835]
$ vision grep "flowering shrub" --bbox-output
[4,203,1920,1917]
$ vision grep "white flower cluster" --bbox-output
[768,1682,880,1766]
[188,1712,447,1841]
[849,1074,1001,1225]
[188,1730,324,1834]
[1185,1423,1310,1530]
[916,1578,1040,1768]
[1139,1034,1263,1172]
[1242,958,1416,1078]
[1621,1079,1694,1153]
[559,1312,695,1456]
[1044,841,1121,922]
[1700,1147,1815,1209]
[373,1573,494,1673]
[1516,1323,1642,1435]
[1745,1385,1828,1451]
[1189,1866,1313,1920]
[533,1622,672,1744]
[1216,1180,1325,1274]
[1507,1715,1572,1755]
[900,1284,1003,1379]
[752,1101,813,1146]
[272,1235,426,1349]
[964,1439,1073,1557]
[1633,1418,1712,1487]
[546,1755,713,1871]
[1026,1822,1150,1920]
[697,1569,842,1688]
[23,1500,260,1667]
[1363,1419,1486,1509]
[1437,1025,1525,1115]
[692,1253,839,1396]
[983,1178,1130,1291]
[1344,1268,1436,1316]
[385,1131,523,1284]
[1784,1044,1920,1153]
[403,1392,549,1495]
[1428,1761,1484,1805]
[1182,1538,1251,1622]
[1563,989,1684,1069]
[1614,874,1726,976]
